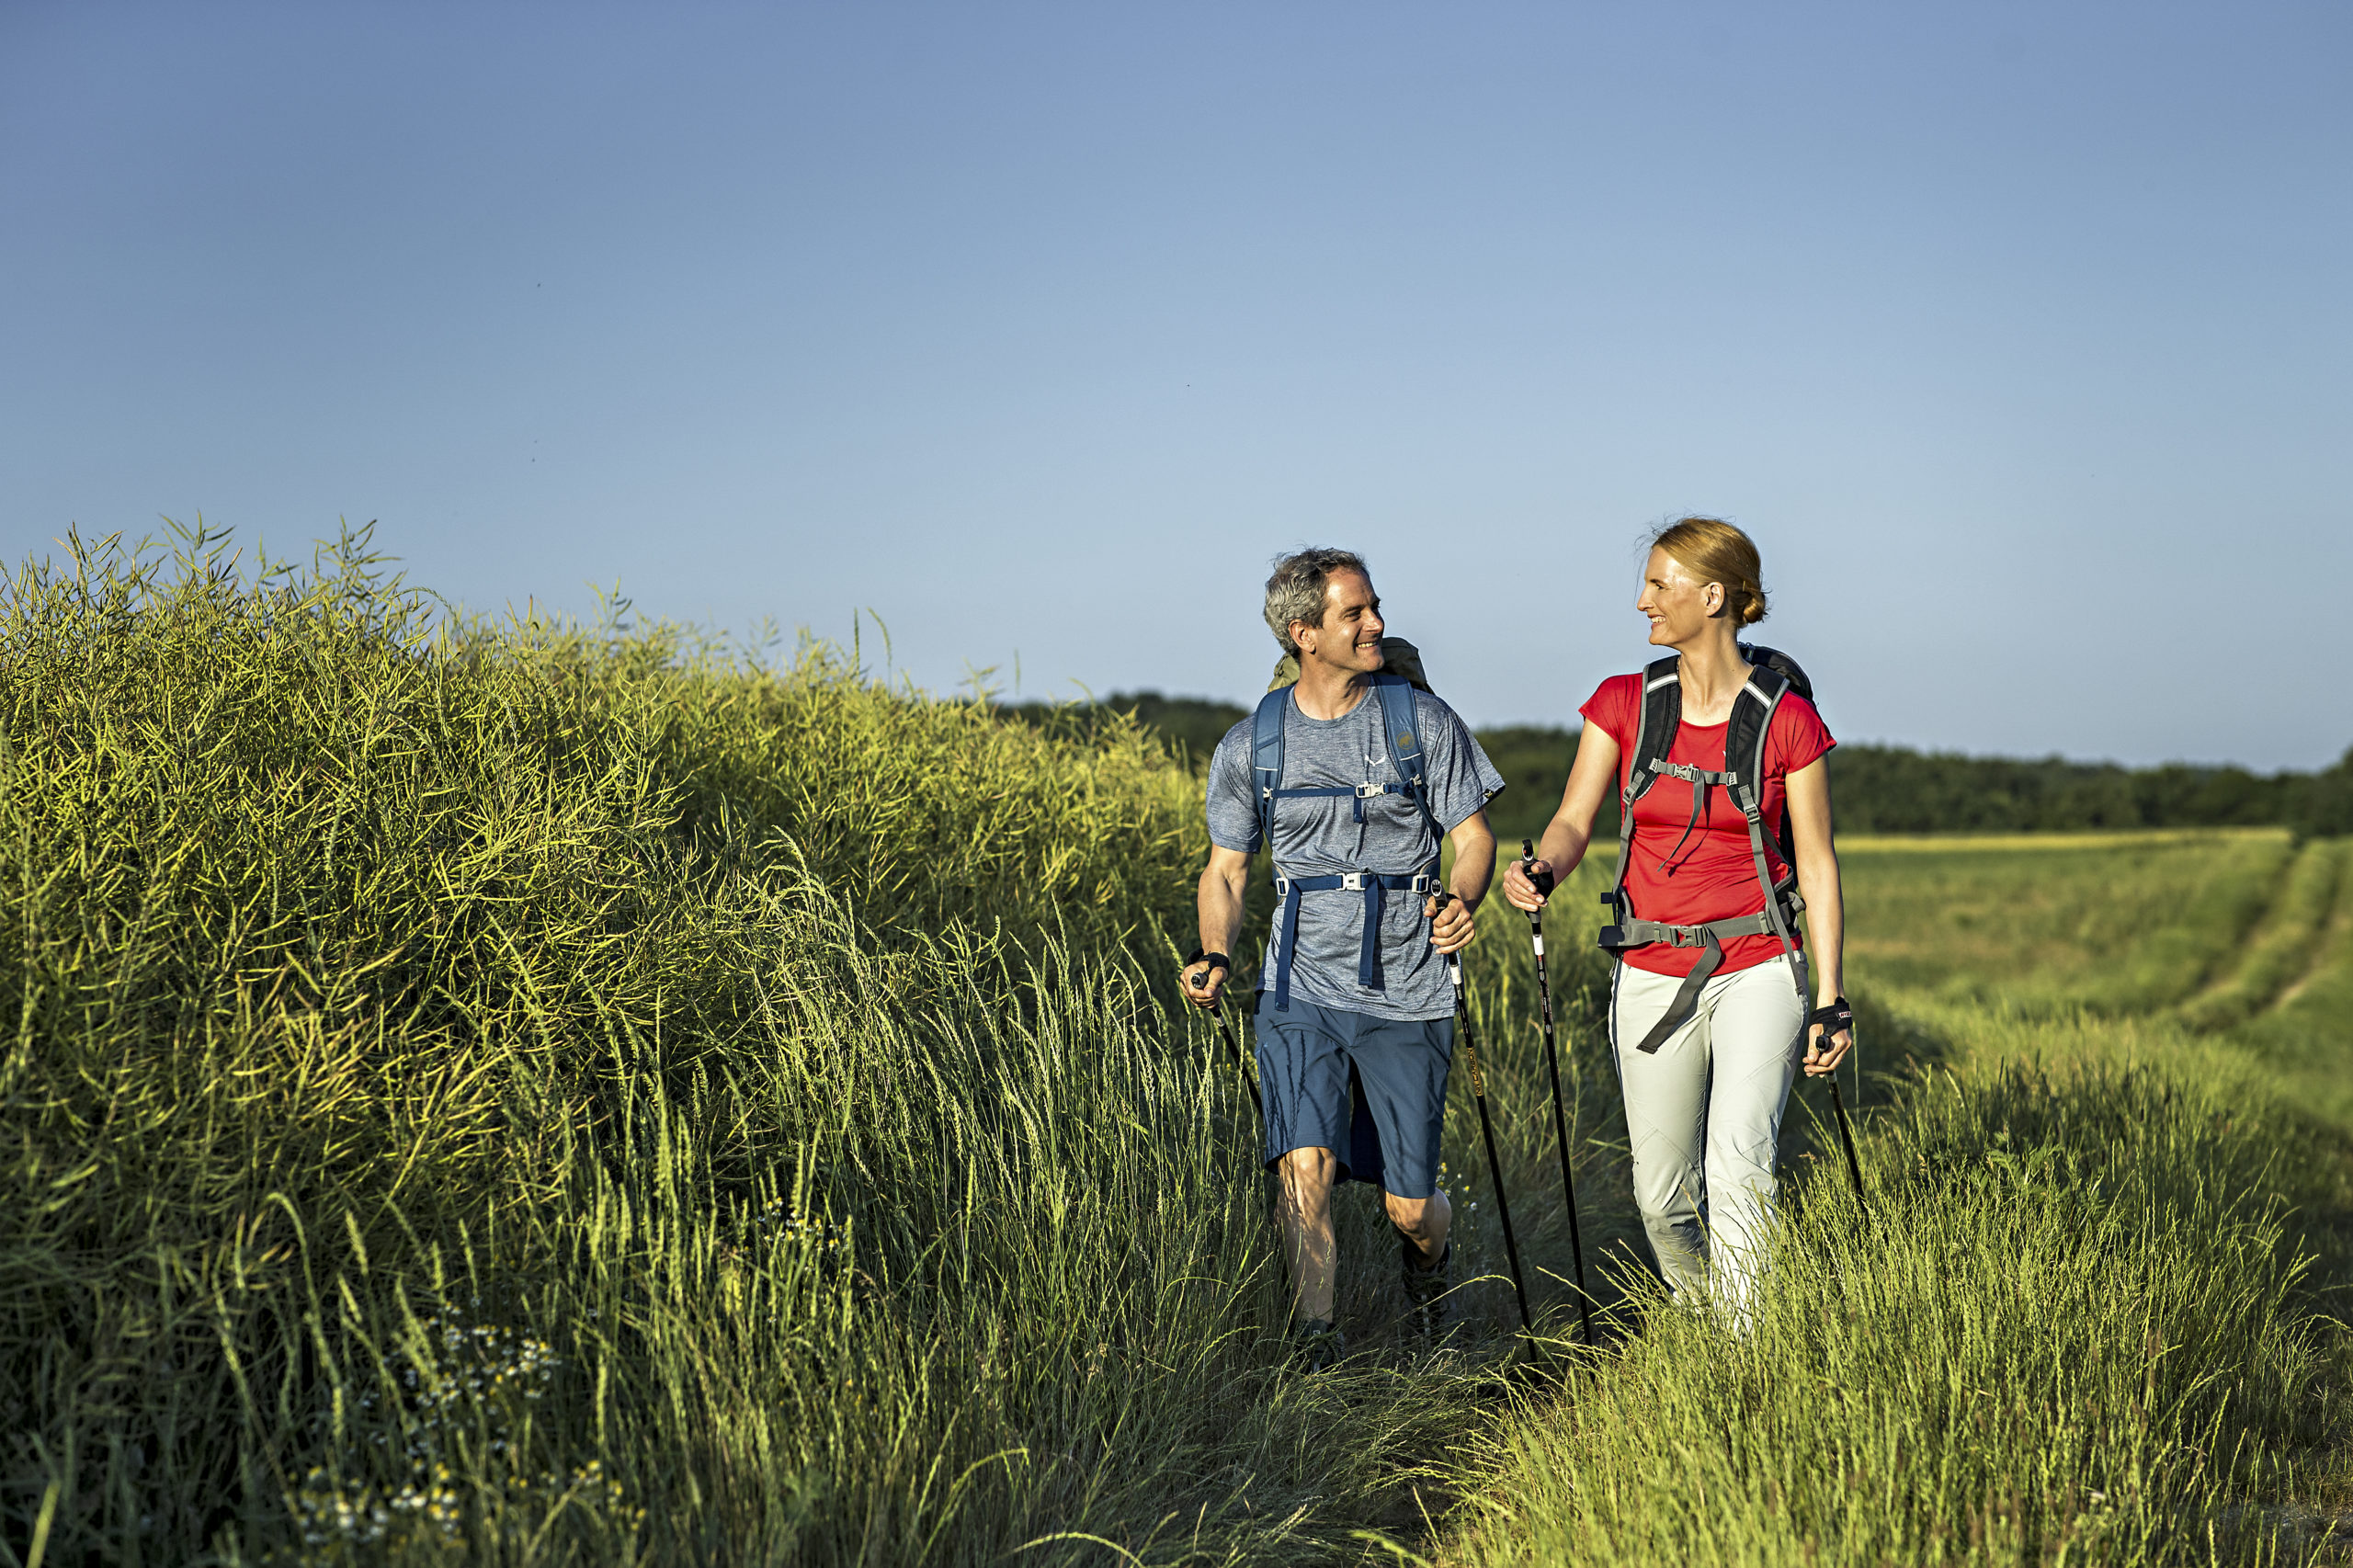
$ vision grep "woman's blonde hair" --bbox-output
[1652,516,1767,626]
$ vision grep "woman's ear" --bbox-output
[1703,582,1726,619]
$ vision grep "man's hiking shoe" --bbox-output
[1290,1318,1346,1373]
[1401,1240,1452,1338]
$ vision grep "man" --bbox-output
[1184,548,1503,1366]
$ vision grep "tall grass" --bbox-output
[6,530,2347,1565]
[0,528,1540,1564]
[1441,1009,2350,1566]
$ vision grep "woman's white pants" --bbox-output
[1608,953,1809,1318]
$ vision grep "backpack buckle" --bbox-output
[1337,872,1367,892]
[1354,781,1391,799]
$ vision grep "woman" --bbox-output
[1502,517,1852,1320]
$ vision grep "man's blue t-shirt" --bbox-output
[1206,684,1505,1022]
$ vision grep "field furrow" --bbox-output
[2179,837,2347,1030]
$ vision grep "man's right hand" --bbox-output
[1183,959,1229,1009]
[1501,857,1554,913]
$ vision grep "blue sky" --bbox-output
[5,2,2347,767]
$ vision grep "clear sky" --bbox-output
[5,2,2347,768]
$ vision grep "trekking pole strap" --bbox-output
[1268,867,1438,1011]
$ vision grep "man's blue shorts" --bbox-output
[1253,994,1454,1199]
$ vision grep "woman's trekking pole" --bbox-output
[1433,892,1533,1337]
[1828,1076,1866,1206]
[1519,841,1593,1345]
[1826,1070,1867,1213]
[1811,997,1869,1214]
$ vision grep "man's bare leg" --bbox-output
[1385,1188,1451,1266]
[1276,1146,1340,1323]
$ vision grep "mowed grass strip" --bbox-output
[2232,848,2353,1136]
[2181,839,2347,1032]
[1837,829,2295,1012]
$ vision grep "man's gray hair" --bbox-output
[1263,548,1369,657]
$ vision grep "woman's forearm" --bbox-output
[1538,815,1591,880]
[1798,852,1844,1001]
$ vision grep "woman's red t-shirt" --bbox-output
[1579,673,1836,978]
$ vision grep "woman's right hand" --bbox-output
[1501,857,1553,912]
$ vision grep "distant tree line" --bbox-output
[999,691,2353,842]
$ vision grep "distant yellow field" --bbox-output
[1840,825,2287,854]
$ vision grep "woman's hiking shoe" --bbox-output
[1402,1240,1452,1337]
[1290,1318,1347,1372]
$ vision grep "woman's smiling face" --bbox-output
[1634,546,1724,647]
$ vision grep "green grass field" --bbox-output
[4,533,2348,1564]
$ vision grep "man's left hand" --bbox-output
[1426,893,1475,955]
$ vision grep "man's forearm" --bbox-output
[1196,867,1248,960]
[1448,819,1496,908]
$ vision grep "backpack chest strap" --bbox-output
[1647,758,1732,788]
[1261,778,1420,826]
[1269,868,1438,1010]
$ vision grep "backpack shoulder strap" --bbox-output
[1250,688,1290,851]
[1625,657,1684,809]
[1370,672,1445,848]
[1737,642,1813,703]
[1726,665,1802,952]
[1605,659,1683,917]
[1724,665,1788,812]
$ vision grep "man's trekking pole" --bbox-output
[1811,997,1868,1213]
[1433,892,1533,1337]
[1519,840,1592,1345]
[1188,962,1261,1120]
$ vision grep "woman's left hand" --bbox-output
[1802,1021,1852,1076]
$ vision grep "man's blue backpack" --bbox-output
[1248,670,1444,853]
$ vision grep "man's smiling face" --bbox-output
[1292,568,1386,675]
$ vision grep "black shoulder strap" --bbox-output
[1725,667,1802,957]
[1738,643,1813,704]
[1605,659,1683,918]
[1723,664,1788,814]
[1625,657,1683,810]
